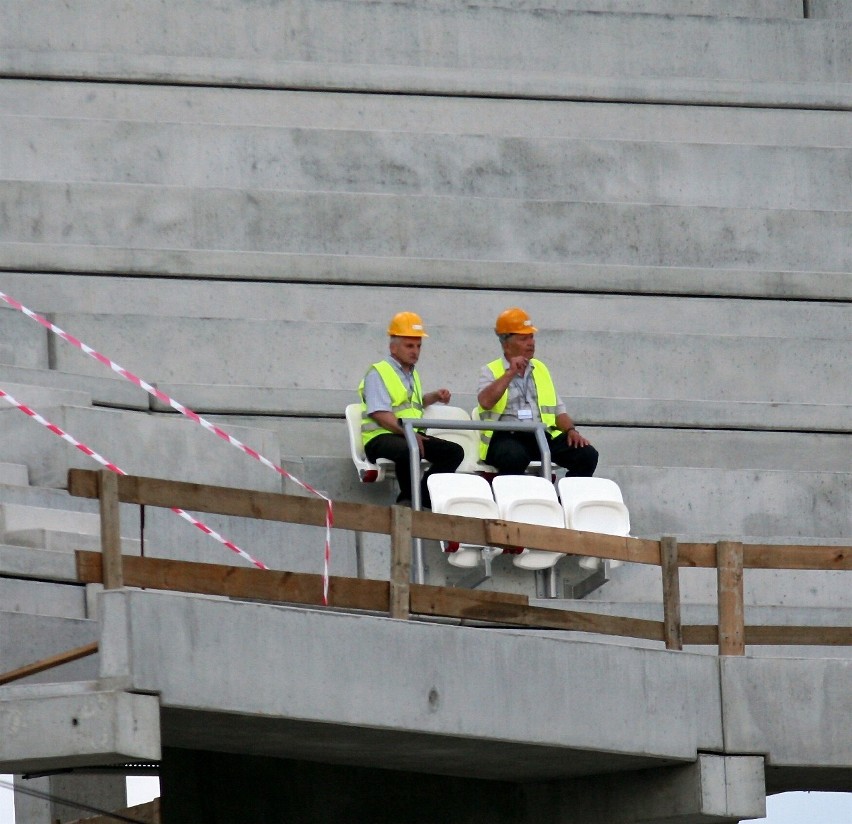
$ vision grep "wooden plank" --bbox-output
[99,469,123,590]
[75,551,389,612]
[0,642,99,686]
[744,626,852,646]
[742,544,852,571]
[411,586,665,641]
[69,469,393,535]
[677,543,717,568]
[389,505,412,620]
[681,625,719,646]
[68,470,662,564]
[660,536,683,651]
[679,541,852,570]
[717,540,745,656]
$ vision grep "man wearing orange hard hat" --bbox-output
[476,307,598,477]
[358,312,463,508]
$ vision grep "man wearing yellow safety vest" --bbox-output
[477,308,599,477]
[359,312,464,508]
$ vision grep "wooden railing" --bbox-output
[63,468,852,657]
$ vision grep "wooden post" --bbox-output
[99,469,123,589]
[389,505,412,619]
[717,540,745,656]
[660,536,683,651]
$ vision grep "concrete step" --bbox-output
[0,363,149,410]
[209,413,852,471]
[36,315,850,410]
[0,3,848,106]
[0,502,102,537]
[180,395,852,435]
[338,1,805,19]
[0,578,87,620]
[810,1,852,19]
[0,543,80,583]
[0,462,28,486]
[296,455,852,544]
[0,380,92,412]
[4,276,848,331]
[0,305,48,370]
[5,115,850,213]
[0,611,98,685]
[579,561,852,609]
[6,81,852,149]
[5,528,141,555]
[0,404,283,491]
[4,183,850,276]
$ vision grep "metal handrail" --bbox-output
[401,417,552,584]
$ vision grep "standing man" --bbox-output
[359,312,464,508]
[477,307,598,477]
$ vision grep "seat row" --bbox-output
[431,474,630,572]
[345,403,528,481]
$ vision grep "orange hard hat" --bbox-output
[495,307,537,336]
[387,311,429,337]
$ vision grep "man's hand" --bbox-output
[566,428,590,448]
[506,356,529,377]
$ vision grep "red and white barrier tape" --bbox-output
[0,387,268,570]
[1,291,333,603]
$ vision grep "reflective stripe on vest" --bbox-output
[358,361,424,446]
[477,358,559,460]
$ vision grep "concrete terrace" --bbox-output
[0,1,851,822]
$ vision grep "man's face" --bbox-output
[503,333,535,360]
[390,336,423,368]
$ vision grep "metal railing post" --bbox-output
[402,418,553,586]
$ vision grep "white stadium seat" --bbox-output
[345,403,394,483]
[558,477,630,570]
[491,475,565,570]
[426,473,500,568]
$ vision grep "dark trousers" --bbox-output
[365,434,464,508]
[485,430,598,477]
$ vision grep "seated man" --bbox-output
[477,307,598,477]
[359,311,463,508]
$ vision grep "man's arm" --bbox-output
[423,388,451,407]
[477,358,526,409]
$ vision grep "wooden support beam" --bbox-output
[99,469,123,590]
[411,586,665,640]
[679,541,852,570]
[76,551,389,612]
[717,540,745,656]
[0,642,99,686]
[744,626,852,646]
[660,536,683,651]
[389,505,412,620]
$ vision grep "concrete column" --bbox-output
[523,754,766,823]
[14,774,126,824]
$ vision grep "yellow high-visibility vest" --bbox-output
[477,358,559,460]
[358,360,424,446]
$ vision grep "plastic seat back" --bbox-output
[557,477,630,569]
[491,475,565,570]
[345,403,391,483]
[427,473,499,568]
[423,405,481,474]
